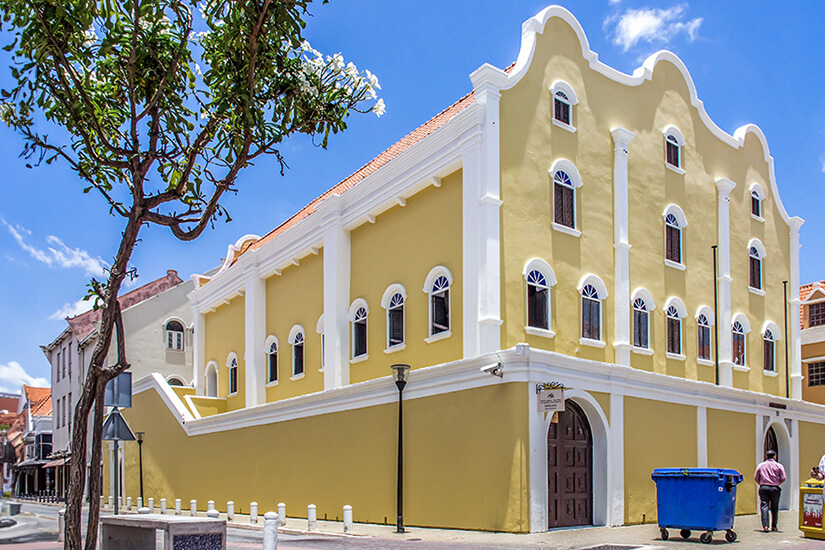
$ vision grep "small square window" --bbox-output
[809,362,825,387]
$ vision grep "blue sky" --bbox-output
[0,1,823,393]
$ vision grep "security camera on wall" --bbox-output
[480,362,503,378]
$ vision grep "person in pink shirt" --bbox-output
[754,450,786,532]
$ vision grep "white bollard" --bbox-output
[263,512,279,550]
[160,498,167,514]
[58,509,65,542]
[249,502,258,524]
[227,501,235,522]
[126,497,132,511]
[138,507,150,515]
[147,498,154,512]
[206,500,219,519]
[100,496,104,509]
[175,498,181,516]
[137,497,143,509]
[190,499,197,517]
[343,505,353,533]
[277,503,286,526]
[307,504,316,531]
[107,496,113,508]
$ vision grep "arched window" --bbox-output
[289,327,305,377]
[550,81,577,131]
[663,126,685,172]
[226,353,238,395]
[553,170,575,229]
[527,270,549,330]
[352,306,368,358]
[749,246,763,290]
[732,321,746,366]
[750,183,765,219]
[633,297,650,349]
[266,336,278,384]
[424,266,453,339]
[165,320,185,351]
[665,214,681,264]
[166,376,185,387]
[697,314,711,361]
[387,293,404,348]
[581,285,602,341]
[666,305,682,355]
[205,362,218,397]
[763,329,776,372]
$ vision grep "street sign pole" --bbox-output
[113,437,119,515]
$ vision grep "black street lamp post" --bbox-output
[135,432,145,501]
[391,364,410,534]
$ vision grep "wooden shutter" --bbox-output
[432,291,449,333]
[389,308,404,346]
[294,343,304,375]
[528,286,548,329]
[750,256,761,288]
[764,338,774,371]
[667,317,680,354]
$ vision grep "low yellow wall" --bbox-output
[624,397,696,525]
[114,382,531,532]
[707,408,756,515]
[800,421,825,480]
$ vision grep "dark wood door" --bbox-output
[547,400,592,528]
[764,426,778,459]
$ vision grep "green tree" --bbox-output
[0,1,382,548]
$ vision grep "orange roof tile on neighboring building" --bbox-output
[23,385,51,417]
[66,269,184,343]
[801,280,825,329]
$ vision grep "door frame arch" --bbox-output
[542,390,609,528]
[761,420,793,510]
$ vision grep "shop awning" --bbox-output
[42,458,66,469]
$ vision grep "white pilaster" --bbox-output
[608,391,624,526]
[319,195,350,389]
[716,178,737,386]
[244,266,266,408]
[191,302,206,396]
[789,217,804,399]
[611,128,636,366]
[696,406,707,467]
[466,64,508,357]
[790,418,800,510]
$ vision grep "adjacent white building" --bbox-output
[43,270,195,457]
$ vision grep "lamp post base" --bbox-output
[396,516,405,533]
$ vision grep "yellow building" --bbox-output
[800,281,825,404]
[112,5,825,533]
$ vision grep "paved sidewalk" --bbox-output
[10,501,825,549]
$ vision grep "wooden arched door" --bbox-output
[547,400,593,528]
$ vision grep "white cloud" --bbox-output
[49,298,93,321]
[605,4,703,52]
[0,362,48,395]
[2,219,107,277]
[821,157,825,174]
[609,0,621,4]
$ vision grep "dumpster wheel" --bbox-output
[700,531,713,544]
[659,528,669,540]
[680,529,691,539]
[725,530,737,542]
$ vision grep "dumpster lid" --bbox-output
[652,468,743,482]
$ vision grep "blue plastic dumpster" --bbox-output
[651,468,743,544]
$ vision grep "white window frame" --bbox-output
[549,159,584,237]
[550,80,578,133]
[662,204,687,270]
[578,274,608,347]
[348,299,369,362]
[423,266,454,343]
[748,238,766,295]
[289,325,306,380]
[265,335,279,386]
[731,313,751,370]
[695,305,715,366]
[381,284,407,353]
[664,297,687,360]
[226,352,239,396]
[630,288,655,353]
[749,182,765,222]
[164,318,186,351]
[523,258,557,338]
[663,126,686,174]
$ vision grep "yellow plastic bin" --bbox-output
[800,478,825,540]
